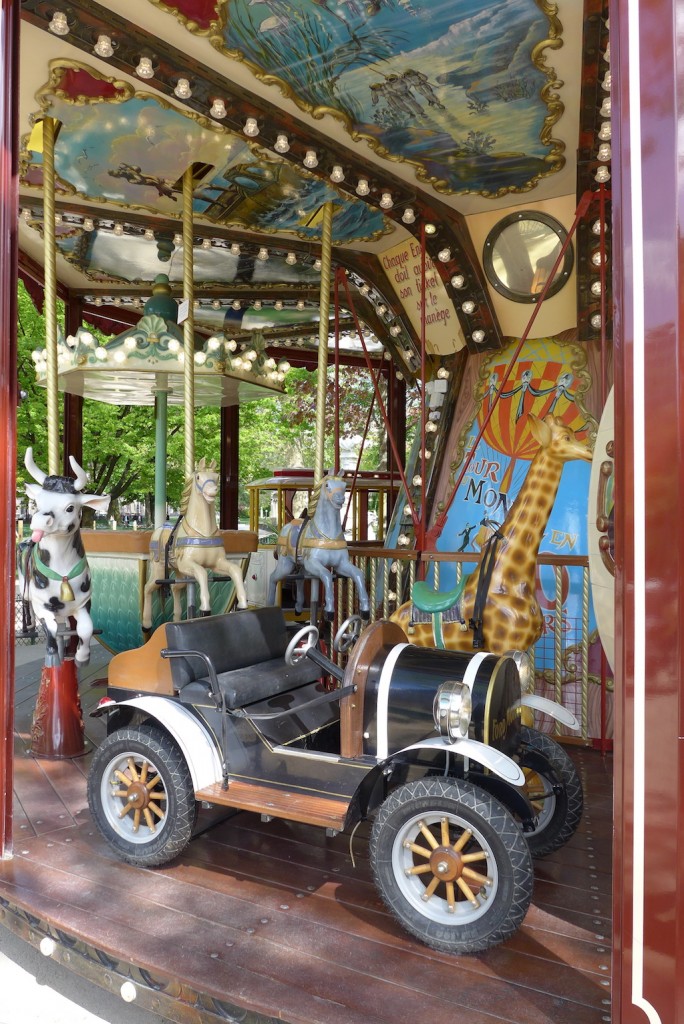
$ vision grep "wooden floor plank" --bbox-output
[3,658,613,1024]
[3,830,607,1024]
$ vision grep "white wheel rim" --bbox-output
[99,750,169,845]
[391,810,499,925]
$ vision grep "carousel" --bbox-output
[0,1,678,1023]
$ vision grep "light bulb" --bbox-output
[424,223,436,235]
[144,228,154,241]
[201,238,212,250]
[330,165,345,183]
[597,142,612,162]
[230,242,240,256]
[314,258,322,271]
[379,192,393,209]
[210,99,227,119]
[390,325,401,337]
[356,178,370,196]
[402,207,415,224]
[168,338,180,353]
[451,274,465,289]
[113,349,126,364]
[173,233,182,246]
[48,12,69,35]
[278,360,290,373]
[296,299,305,310]
[303,150,318,169]
[253,300,262,310]
[591,280,602,296]
[438,248,451,262]
[274,300,283,310]
[212,299,221,309]
[274,134,290,154]
[598,121,611,141]
[595,166,611,183]
[113,223,124,236]
[136,57,154,79]
[94,34,114,58]
[472,330,485,344]
[285,252,297,265]
[437,367,450,379]
[591,313,602,329]
[600,97,611,118]
[95,346,107,360]
[232,300,241,310]
[174,78,192,99]
[243,117,259,137]
[461,300,476,314]
[194,351,207,364]
[124,337,137,350]
[257,247,269,260]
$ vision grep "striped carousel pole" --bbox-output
[31,116,85,758]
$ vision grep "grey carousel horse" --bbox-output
[267,473,370,620]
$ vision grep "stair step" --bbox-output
[195,779,350,830]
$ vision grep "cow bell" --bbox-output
[60,577,76,602]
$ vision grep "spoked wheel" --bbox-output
[370,778,533,954]
[87,723,196,867]
[518,725,584,857]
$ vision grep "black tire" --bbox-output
[518,725,584,857]
[87,723,196,868]
[369,778,534,954]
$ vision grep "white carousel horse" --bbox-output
[142,458,248,631]
[267,472,370,620]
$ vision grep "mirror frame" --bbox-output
[482,210,574,304]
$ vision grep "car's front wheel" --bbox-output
[369,778,534,954]
[87,723,196,867]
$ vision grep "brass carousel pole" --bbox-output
[314,202,333,485]
[31,115,86,759]
[182,166,195,477]
[42,117,59,476]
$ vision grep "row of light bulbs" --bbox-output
[588,17,611,333]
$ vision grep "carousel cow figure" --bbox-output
[18,448,111,664]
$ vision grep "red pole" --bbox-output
[418,224,427,568]
[339,274,420,526]
[425,190,593,550]
[0,0,20,858]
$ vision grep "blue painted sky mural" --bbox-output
[220,0,564,195]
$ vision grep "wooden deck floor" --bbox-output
[0,646,614,1024]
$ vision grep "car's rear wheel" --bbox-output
[87,723,195,867]
[369,778,533,954]
[518,725,584,857]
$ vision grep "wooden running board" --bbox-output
[195,780,350,830]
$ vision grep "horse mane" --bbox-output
[308,472,344,519]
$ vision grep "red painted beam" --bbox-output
[0,0,20,859]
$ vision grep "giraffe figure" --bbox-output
[391,414,593,653]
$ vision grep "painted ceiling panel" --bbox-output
[163,0,566,197]
[21,62,390,246]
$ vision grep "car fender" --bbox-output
[100,696,222,791]
[395,736,526,787]
[516,694,580,731]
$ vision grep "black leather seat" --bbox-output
[165,607,320,709]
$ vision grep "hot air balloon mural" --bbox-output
[431,337,602,736]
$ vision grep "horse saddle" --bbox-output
[410,577,468,648]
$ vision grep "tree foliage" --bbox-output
[16,282,415,522]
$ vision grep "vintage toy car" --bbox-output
[87,606,583,954]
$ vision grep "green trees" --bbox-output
[16,282,405,523]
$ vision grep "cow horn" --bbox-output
[68,455,89,492]
[24,447,46,484]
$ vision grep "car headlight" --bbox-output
[433,680,472,742]
[505,649,534,695]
